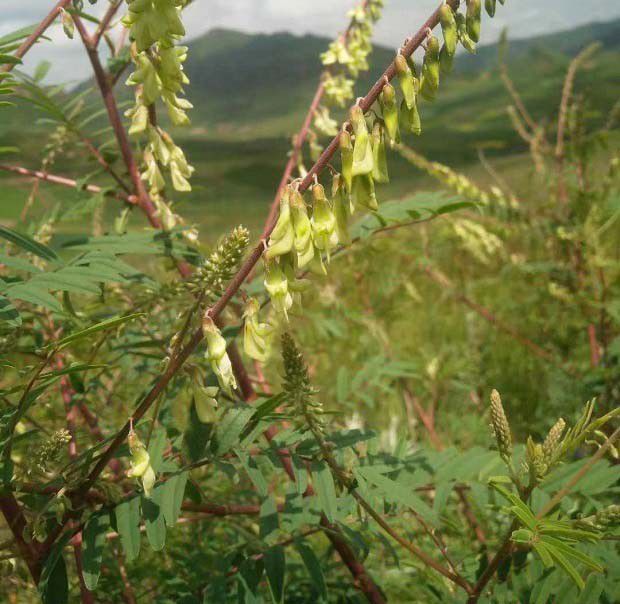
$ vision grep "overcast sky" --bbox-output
[3,0,620,84]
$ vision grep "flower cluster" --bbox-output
[122,0,194,232]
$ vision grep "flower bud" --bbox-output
[466,0,482,43]
[332,174,352,245]
[542,418,565,462]
[485,0,497,18]
[243,297,272,362]
[380,83,400,144]
[266,188,295,259]
[456,12,477,53]
[371,122,389,183]
[127,429,156,497]
[490,389,512,462]
[350,106,374,177]
[352,174,378,211]
[202,316,237,393]
[311,183,337,260]
[399,98,421,135]
[394,54,417,110]
[264,259,293,320]
[339,130,354,191]
[290,188,315,268]
[439,4,458,55]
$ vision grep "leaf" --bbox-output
[161,471,188,526]
[214,407,254,455]
[533,541,554,567]
[38,530,72,604]
[260,495,279,540]
[295,540,327,601]
[540,536,604,573]
[143,490,166,551]
[312,461,338,523]
[34,60,52,82]
[147,425,167,473]
[4,282,63,313]
[0,294,20,327]
[0,225,58,262]
[355,465,437,525]
[545,543,585,590]
[264,545,285,604]
[114,497,141,562]
[82,512,110,590]
[0,253,41,273]
[54,313,145,349]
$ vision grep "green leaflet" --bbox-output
[0,224,58,263]
[295,539,327,601]
[114,497,141,562]
[82,512,110,591]
[264,545,286,604]
[54,313,145,349]
[312,461,338,523]
[143,490,166,551]
[161,471,189,526]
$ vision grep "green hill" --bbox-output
[1,18,619,231]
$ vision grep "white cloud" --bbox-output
[3,0,620,84]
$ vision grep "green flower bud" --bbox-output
[243,297,272,362]
[290,188,315,268]
[526,436,547,481]
[350,105,374,177]
[60,8,74,40]
[439,4,458,55]
[266,188,295,259]
[194,385,218,423]
[127,429,156,497]
[352,174,378,211]
[422,35,440,92]
[485,0,497,18]
[339,130,354,191]
[542,418,566,462]
[399,98,421,135]
[371,122,389,183]
[332,174,352,245]
[126,103,149,135]
[202,316,237,394]
[127,53,162,105]
[379,82,400,144]
[456,12,477,53]
[314,106,338,137]
[439,44,454,75]
[394,54,416,110]
[311,183,337,260]
[264,259,293,320]
[466,0,482,43]
[490,389,512,462]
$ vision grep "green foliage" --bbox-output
[0,2,618,604]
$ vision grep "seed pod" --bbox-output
[371,122,389,183]
[339,130,354,191]
[350,105,374,176]
[264,259,293,320]
[422,35,440,91]
[290,188,315,268]
[455,12,477,53]
[399,98,421,135]
[466,0,482,43]
[332,174,352,245]
[485,0,497,17]
[266,188,294,259]
[352,174,378,211]
[439,4,458,56]
[379,83,400,144]
[310,183,337,261]
[490,389,512,462]
[394,54,416,110]
[542,418,565,462]
[439,44,454,75]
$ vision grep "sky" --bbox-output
[2,0,620,84]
